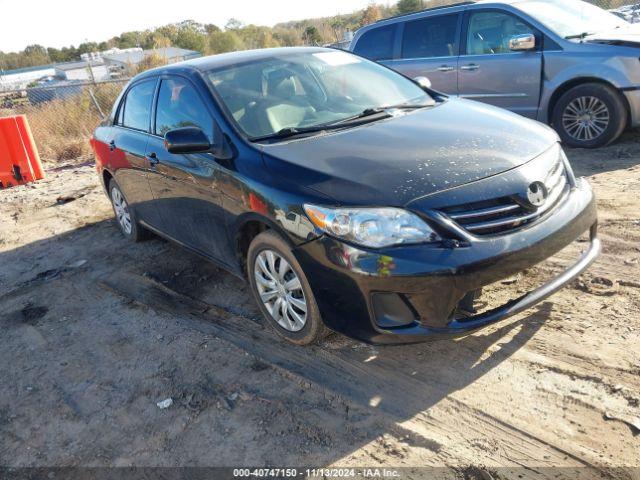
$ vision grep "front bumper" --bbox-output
[293,178,599,344]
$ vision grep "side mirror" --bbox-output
[413,76,432,90]
[164,127,211,154]
[509,33,536,51]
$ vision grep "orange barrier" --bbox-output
[0,114,45,189]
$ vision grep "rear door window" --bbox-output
[154,77,214,140]
[121,80,155,131]
[353,24,397,61]
[401,14,460,59]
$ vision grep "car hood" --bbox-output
[260,98,558,206]
[585,23,640,45]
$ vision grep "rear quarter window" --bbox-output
[121,80,156,131]
[353,24,397,61]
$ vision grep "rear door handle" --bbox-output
[146,152,159,166]
[436,65,455,72]
[460,64,480,71]
[109,140,116,151]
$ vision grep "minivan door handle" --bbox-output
[436,65,455,72]
[460,64,480,71]
[146,152,159,166]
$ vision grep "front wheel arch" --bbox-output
[547,77,630,126]
[550,81,628,148]
[232,213,297,276]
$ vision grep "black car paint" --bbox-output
[92,47,598,344]
[261,98,558,206]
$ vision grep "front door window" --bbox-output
[466,11,536,55]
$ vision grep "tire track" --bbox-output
[100,270,612,473]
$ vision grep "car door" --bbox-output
[458,9,542,118]
[110,78,164,228]
[145,75,230,262]
[386,13,462,94]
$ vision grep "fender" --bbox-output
[539,51,639,122]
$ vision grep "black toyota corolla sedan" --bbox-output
[91,47,599,345]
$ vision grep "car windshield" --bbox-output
[516,0,628,38]
[207,50,434,140]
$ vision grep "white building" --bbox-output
[102,47,201,75]
[0,65,56,91]
[54,60,110,82]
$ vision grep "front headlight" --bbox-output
[303,204,441,248]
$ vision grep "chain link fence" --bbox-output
[0,79,129,162]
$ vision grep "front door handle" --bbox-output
[146,152,159,166]
[460,64,480,71]
[437,65,455,72]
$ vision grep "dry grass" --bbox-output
[10,82,124,163]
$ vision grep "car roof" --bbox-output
[357,0,533,31]
[133,46,330,81]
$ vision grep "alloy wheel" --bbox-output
[254,249,307,332]
[111,187,132,235]
[562,96,610,142]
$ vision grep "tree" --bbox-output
[225,18,244,31]
[175,27,207,53]
[303,25,322,45]
[207,31,245,54]
[205,24,221,35]
[396,0,424,14]
[361,3,382,25]
[116,31,142,48]
[151,33,172,49]
[328,17,345,42]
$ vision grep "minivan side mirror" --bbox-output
[164,127,211,154]
[509,33,536,51]
[413,76,432,90]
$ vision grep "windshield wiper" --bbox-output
[250,126,328,142]
[251,108,394,142]
[250,104,431,142]
[326,104,428,127]
[564,31,595,39]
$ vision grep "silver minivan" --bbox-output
[350,0,640,148]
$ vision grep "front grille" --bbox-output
[440,157,569,236]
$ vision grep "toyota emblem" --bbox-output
[526,181,548,207]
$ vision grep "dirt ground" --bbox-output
[0,131,639,477]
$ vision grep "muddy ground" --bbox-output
[0,131,639,477]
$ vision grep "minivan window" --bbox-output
[155,78,213,139]
[466,11,536,55]
[353,24,397,61]
[402,14,459,59]
[121,80,155,131]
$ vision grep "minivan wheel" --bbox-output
[108,179,147,242]
[247,231,328,345]
[552,83,627,148]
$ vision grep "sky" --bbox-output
[0,0,378,53]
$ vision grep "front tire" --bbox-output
[247,231,328,345]
[108,179,147,242]
[552,82,627,148]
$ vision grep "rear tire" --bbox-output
[247,230,328,345]
[552,82,627,148]
[108,179,147,242]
